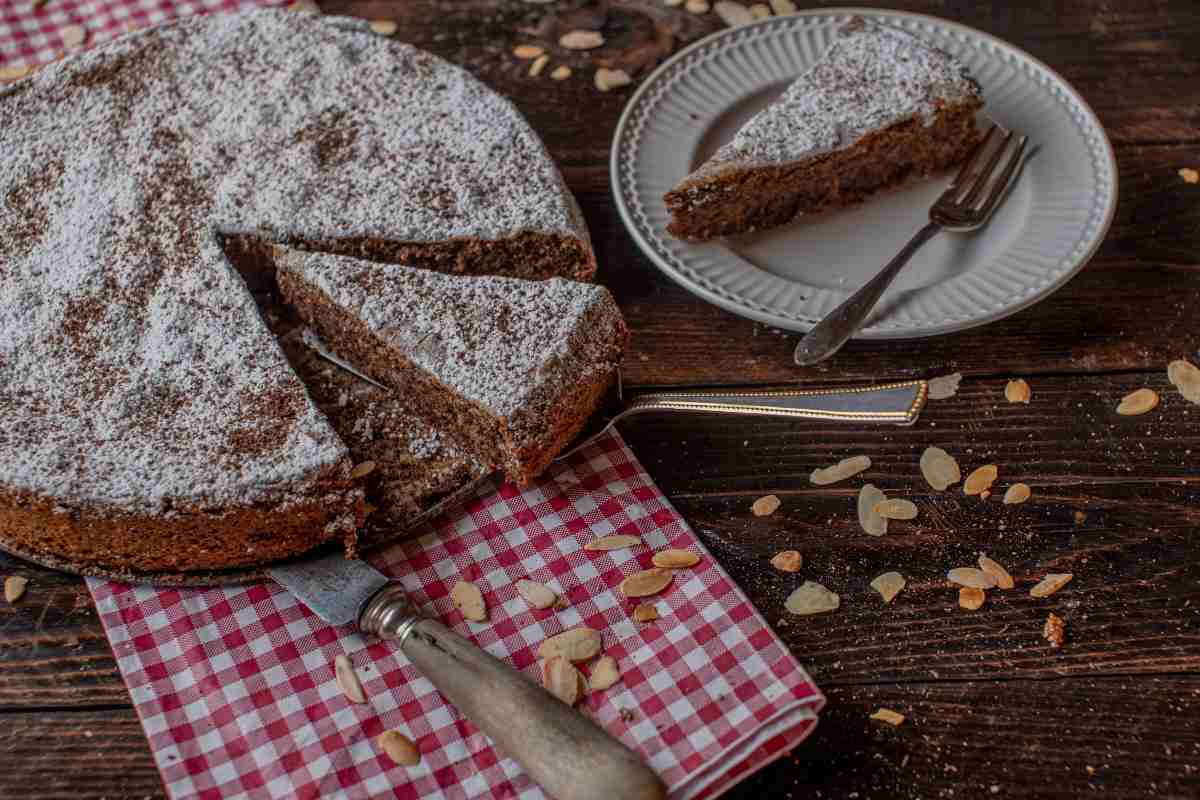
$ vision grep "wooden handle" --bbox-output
[396,619,665,800]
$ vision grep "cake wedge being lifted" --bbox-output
[274,247,628,486]
[664,18,983,241]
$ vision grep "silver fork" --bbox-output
[793,125,1030,366]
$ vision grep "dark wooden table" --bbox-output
[4,1,1200,797]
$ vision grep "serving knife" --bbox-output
[267,554,668,800]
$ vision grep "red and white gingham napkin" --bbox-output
[88,431,823,800]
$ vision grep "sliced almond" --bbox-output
[686,0,711,13]
[958,586,986,610]
[1167,359,1200,404]
[857,484,888,537]
[919,446,961,491]
[0,65,32,82]
[873,499,918,520]
[1030,573,1073,598]
[594,67,632,91]
[947,567,997,589]
[4,575,28,604]
[543,656,582,705]
[751,494,781,516]
[377,730,420,766]
[369,19,398,36]
[713,1,754,26]
[350,460,376,479]
[870,708,905,726]
[1181,168,1200,185]
[550,65,572,81]
[588,655,621,691]
[620,568,673,598]
[652,549,700,569]
[810,455,871,486]
[516,579,558,610]
[977,554,1015,590]
[513,44,546,59]
[632,603,659,622]
[963,464,999,496]
[768,0,797,12]
[560,30,605,50]
[1003,483,1032,505]
[1004,378,1032,404]
[539,627,602,662]
[334,654,368,704]
[585,534,642,551]
[1116,388,1159,416]
[784,581,839,615]
[529,54,550,77]
[927,371,962,400]
[770,550,802,573]
[60,24,87,48]
[1043,612,1066,648]
[749,4,772,19]
[870,572,905,604]
[451,579,487,622]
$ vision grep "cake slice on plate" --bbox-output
[664,17,983,240]
[274,247,628,486]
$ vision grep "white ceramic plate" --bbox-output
[611,8,1117,338]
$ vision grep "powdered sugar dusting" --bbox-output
[689,19,979,180]
[0,9,586,514]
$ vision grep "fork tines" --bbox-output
[949,124,1030,216]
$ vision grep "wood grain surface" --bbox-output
[2,1,1199,798]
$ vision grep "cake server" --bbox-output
[267,555,667,800]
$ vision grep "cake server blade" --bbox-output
[267,551,389,626]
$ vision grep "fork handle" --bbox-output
[793,222,942,366]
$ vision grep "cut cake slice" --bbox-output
[274,247,628,485]
[664,17,983,240]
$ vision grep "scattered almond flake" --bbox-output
[959,586,986,610]
[0,64,32,81]
[652,548,700,569]
[870,572,905,604]
[585,534,641,551]
[543,656,582,705]
[1003,483,1032,505]
[516,579,558,610]
[980,489,991,501]
[963,464,999,496]
[529,54,550,77]
[714,1,754,26]
[620,567,674,598]
[1043,612,1066,648]
[1074,510,1088,525]
[1030,573,1073,598]
[60,24,87,48]
[919,446,961,491]
[685,0,711,13]
[1180,167,1200,184]
[560,30,605,50]
[810,455,871,485]
[768,0,797,13]
[350,460,376,479]
[368,19,398,36]
[977,554,1015,590]
[751,494,781,516]
[1167,359,1200,404]
[1004,378,1032,404]
[550,65,572,80]
[1116,388,1159,416]
[947,567,997,589]
[594,67,632,91]
[4,575,29,604]
[749,3,772,18]
[857,484,888,537]
[873,498,918,520]
[871,708,905,726]
[286,0,320,11]
[927,371,962,400]
[538,627,602,662]
[632,603,659,622]
[377,730,421,766]
[334,654,368,704]
[785,581,839,615]
[588,656,621,691]
[513,44,545,59]
[451,580,487,622]
[770,550,802,573]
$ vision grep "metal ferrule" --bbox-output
[357,583,421,645]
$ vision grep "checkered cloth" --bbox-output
[88,432,823,800]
